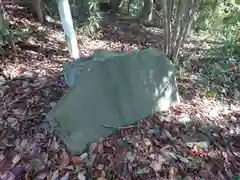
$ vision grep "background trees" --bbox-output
[1,0,239,59]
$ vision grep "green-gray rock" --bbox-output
[46,48,180,154]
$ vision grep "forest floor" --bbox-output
[0,5,240,180]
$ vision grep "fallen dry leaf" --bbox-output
[77,173,86,180]
[79,153,88,162]
[97,164,104,171]
[12,154,21,166]
[150,160,162,172]
[60,172,69,180]
[89,142,98,154]
[51,169,59,180]
[71,156,82,165]
[59,150,70,169]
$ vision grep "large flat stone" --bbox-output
[46,48,180,154]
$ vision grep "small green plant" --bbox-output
[0,27,27,53]
[79,0,102,37]
[194,0,239,56]
[174,60,186,78]
[0,10,28,55]
[192,0,240,99]
[129,0,143,16]
[197,56,239,98]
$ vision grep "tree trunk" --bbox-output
[119,0,134,14]
[152,1,162,26]
[13,0,44,23]
[110,0,122,13]
[166,0,173,56]
[118,0,129,14]
[0,0,5,32]
[171,0,187,58]
[160,0,202,59]
[127,0,133,13]
[138,0,154,21]
[146,0,154,21]
[179,0,201,49]
[160,0,169,54]
[171,0,192,59]
[32,0,43,23]
[172,0,201,58]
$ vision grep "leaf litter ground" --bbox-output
[0,5,240,180]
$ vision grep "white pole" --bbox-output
[57,0,80,59]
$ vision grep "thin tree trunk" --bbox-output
[127,0,134,14]
[173,0,201,58]
[166,0,173,56]
[0,0,4,31]
[118,0,133,14]
[171,0,193,58]
[13,0,44,23]
[119,0,128,13]
[179,0,201,49]
[110,0,122,13]
[147,0,154,21]
[139,0,154,21]
[160,0,168,55]
[171,0,186,58]
[32,0,43,23]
